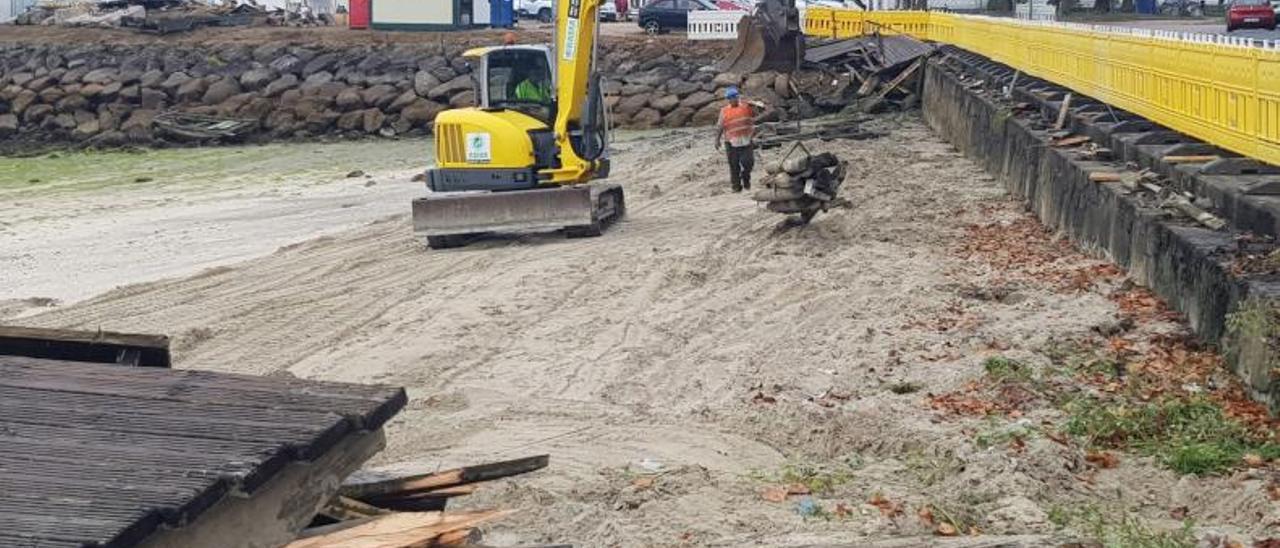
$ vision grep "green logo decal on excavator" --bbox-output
[465,132,491,163]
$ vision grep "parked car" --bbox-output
[1272,0,1280,16]
[601,0,619,21]
[516,0,554,22]
[1226,0,1276,31]
[637,0,718,34]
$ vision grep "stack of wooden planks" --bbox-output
[291,455,551,547]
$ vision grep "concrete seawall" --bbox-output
[921,48,1280,414]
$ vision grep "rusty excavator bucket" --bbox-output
[719,0,805,75]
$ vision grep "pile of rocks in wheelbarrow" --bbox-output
[751,142,847,226]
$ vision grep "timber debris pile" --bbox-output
[752,142,847,225]
[785,33,935,116]
[292,455,551,547]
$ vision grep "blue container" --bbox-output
[1136,0,1158,14]
[491,0,515,27]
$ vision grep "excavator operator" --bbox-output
[514,67,552,103]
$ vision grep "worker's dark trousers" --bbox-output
[726,144,755,192]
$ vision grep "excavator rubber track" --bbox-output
[411,183,625,249]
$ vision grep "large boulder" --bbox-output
[25,76,55,93]
[302,53,339,77]
[629,108,662,129]
[138,69,165,88]
[387,89,418,113]
[624,66,679,87]
[216,92,255,116]
[79,83,104,99]
[335,87,364,111]
[448,90,475,108]
[55,94,89,114]
[305,109,340,131]
[774,73,792,99]
[201,78,242,105]
[664,78,700,97]
[616,93,650,118]
[310,81,347,100]
[140,88,167,110]
[428,74,471,101]
[336,109,364,131]
[238,97,275,121]
[50,113,77,131]
[362,84,399,110]
[413,70,441,97]
[619,84,651,96]
[175,77,209,103]
[711,72,741,87]
[269,54,302,74]
[0,113,17,137]
[263,74,299,97]
[253,42,288,64]
[160,72,192,92]
[97,109,121,132]
[98,82,122,102]
[38,87,64,105]
[428,64,456,83]
[239,67,277,91]
[81,68,117,85]
[10,72,33,87]
[362,109,386,133]
[691,100,724,126]
[649,94,680,114]
[400,99,445,128]
[11,89,36,115]
[301,71,334,89]
[120,110,156,138]
[662,106,695,128]
[680,90,716,109]
[265,109,296,131]
[72,119,100,141]
[23,104,53,125]
[742,71,776,95]
[59,66,89,85]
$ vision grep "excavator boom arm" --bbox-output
[545,0,606,185]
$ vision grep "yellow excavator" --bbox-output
[411,0,622,249]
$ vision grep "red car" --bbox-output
[1227,0,1276,31]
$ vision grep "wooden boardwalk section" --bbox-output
[0,356,407,548]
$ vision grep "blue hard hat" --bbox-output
[725,86,740,99]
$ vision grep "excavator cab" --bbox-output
[473,46,556,123]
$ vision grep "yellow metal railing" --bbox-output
[800,9,1280,167]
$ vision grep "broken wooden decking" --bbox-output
[0,355,407,548]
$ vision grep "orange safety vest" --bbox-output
[719,103,754,146]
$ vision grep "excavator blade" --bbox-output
[411,183,624,247]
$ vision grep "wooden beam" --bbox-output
[1162,155,1221,164]
[0,325,170,368]
[283,510,510,548]
[1053,93,1073,131]
[861,58,923,112]
[341,455,549,499]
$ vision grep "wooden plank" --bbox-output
[1051,135,1091,147]
[1088,171,1124,183]
[0,325,170,368]
[1054,93,1073,131]
[0,357,407,431]
[861,58,923,113]
[283,511,508,548]
[341,455,550,499]
[1163,154,1221,164]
